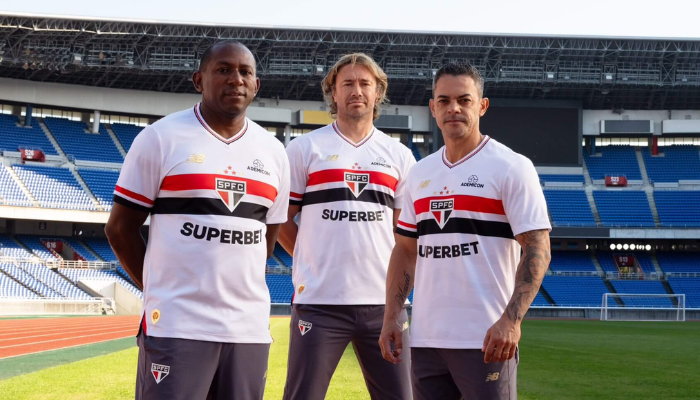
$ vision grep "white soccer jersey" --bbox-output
[287,122,416,304]
[396,136,550,349]
[114,103,289,344]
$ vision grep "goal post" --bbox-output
[600,293,686,322]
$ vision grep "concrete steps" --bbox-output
[70,167,103,211]
[38,119,68,160]
[105,125,127,158]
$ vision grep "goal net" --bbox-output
[600,293,686,321]
[0,297,105,316]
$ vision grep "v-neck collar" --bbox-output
[442,136,490,169]
[332,121,375,148]
[194,103,248,145]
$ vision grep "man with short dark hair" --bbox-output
[379,62,551,399]
[106,41,289,400]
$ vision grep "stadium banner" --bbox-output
[605,176,628,187]
[19,148,46,163]
[43,240,63,253]
[614,254,636,267]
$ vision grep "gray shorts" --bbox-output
[283,304,412,400]
[411,347,519,400]
[135,330,269,400]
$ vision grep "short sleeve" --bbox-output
[266,149,291,224]
[502,157,552,237]
[395,171,418,239]
[113,126,163,212]
[286,139,307,207]
[393,147,417,210]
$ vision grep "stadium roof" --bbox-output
[1,14,700,110]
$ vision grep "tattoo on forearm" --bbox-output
[506,230,551,322]
[394,271,412,308]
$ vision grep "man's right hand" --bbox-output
[378,318,405,364]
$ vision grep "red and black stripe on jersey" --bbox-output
[114,173,277,223]
[291,169,398,209]
[395,194,514,240]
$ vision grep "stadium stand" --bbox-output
[21,263,92,299]
[548,251,597,272]
[60,268,142,299]
[15,235,59,261]
[609,280,673,307]
[666,278,700,309]
[541,276,612,307]
[0,235,34,258]
[0,114,58,155]
[274,245,293,268]
[77,168,119,210]
[0,262,64,298]
[656,252,700,273]
[266,274,294,304]
[0,164,34,207]
[43,117,122,163]
[543,190,597,227]
[0,273,40,298]
[584,146,642,180]
[593,191,655,227]
[642,146,700,183]
[532,291,551,306]
[62,238,100,261]
[83,238,118,262]
[596,251,656,274]
[654,191,700,228]
[539,174,585,184]
[12,165,96,210]
[110,123,143,152]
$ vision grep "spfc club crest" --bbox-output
[151,363,170,384]
[215,177,246,212]
[430,198,454,229]
[298,320,312,336]
[344,172,370,198]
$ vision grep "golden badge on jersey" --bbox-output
[151,309,161,325]
[186,153,206,163]
[298,284,305,295]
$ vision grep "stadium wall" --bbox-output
[583,110,700,136]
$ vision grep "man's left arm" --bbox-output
[481,229,551,363]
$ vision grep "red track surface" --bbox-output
[0,315,140,359]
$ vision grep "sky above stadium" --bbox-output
[3,0,699,39]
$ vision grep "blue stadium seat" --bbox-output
[666,278,700,308]
[0,234,34,258]
[0,164,33,207]
[549,251,597,272]
[21,263,92,299]
[83,238,118,262]
[541,276,613,307]
[656,252,700,273]
[0,114,58,155]
[539,174,585,184]
[0,262,62,298]
[111,123,144,152]
[78,168,119,210]
[60,268,142,299]
[584,146,642,180]
[0,273,41,298]
[274,244,293,268]
[62,238,100,261]
[543,190,596,227]
[654,191,700,228]
[265,274,294,304]
[15,235,60,261]
[609,280,673,308]
[12,164,97,210]
[532,291,551,306]
[642,146,700,183]
[596,251,656,274]
[44,117,123,163]
[593,191,654,227]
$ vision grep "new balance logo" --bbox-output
[151,363,170,384]
[325,155,339,161]
[418,180,430,190]
[298,320,312,336]
[485,372,500,382]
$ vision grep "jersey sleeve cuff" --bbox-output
[395,227,417,238]
[113,194,153,213]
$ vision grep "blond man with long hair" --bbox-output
[279,53,415,399]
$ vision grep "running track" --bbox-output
[0,315,140,359]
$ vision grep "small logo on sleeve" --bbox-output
[151,363,170,384]
[298,320,312,336]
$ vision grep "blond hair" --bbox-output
[322,53,389,121]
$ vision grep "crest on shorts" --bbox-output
[151,363,170,384]
[344,172,369,198]
[298,320,312,336]
[215,177,246,212]
[430,198,454,229]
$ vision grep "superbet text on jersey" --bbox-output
[114,103,290,344]
[287,122,416,305]
[396,137,551,349]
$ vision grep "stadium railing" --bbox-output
[605,272,661,280]
[665,272,700,278]
[45,260,117,270]
[549,271,602,277]
[0,296,106,315]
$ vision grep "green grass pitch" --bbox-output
[0,318,698,399]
